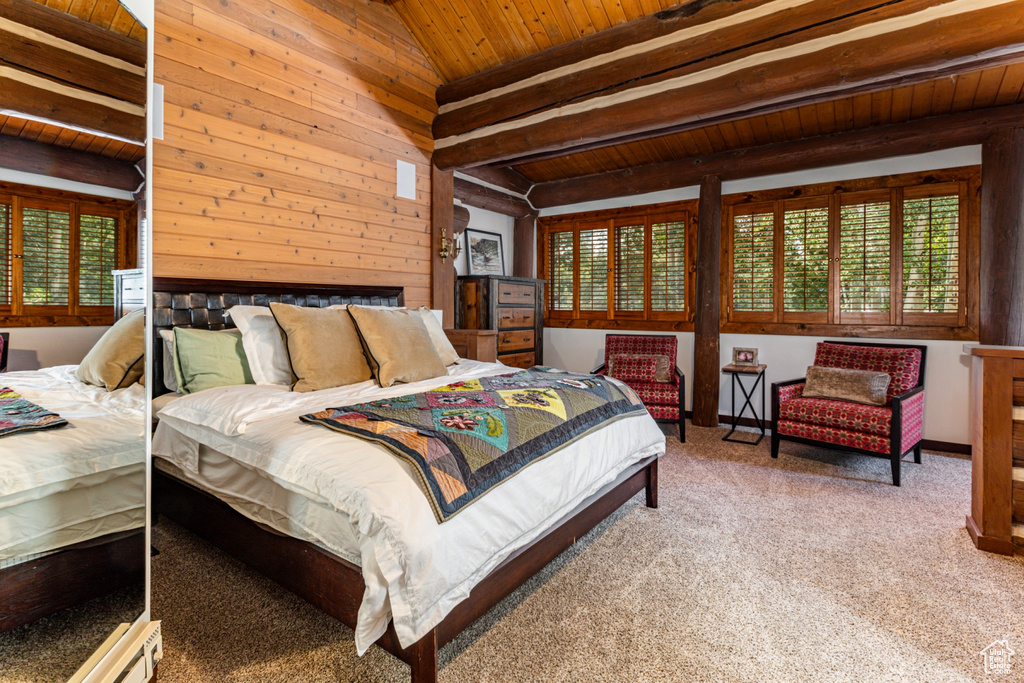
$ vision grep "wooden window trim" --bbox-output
[538,200,696,332]
[0,181,137,327]
[721,166,980,340]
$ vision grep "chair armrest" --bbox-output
[772,378,806,404]
[891,384,925,405]
[891,385,925,455]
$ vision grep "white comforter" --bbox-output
[154,361,666,653]
[0,365,146,500]
[0,366,147,561]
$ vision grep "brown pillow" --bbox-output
[608,353,671,383]
[76,308,145,390]
[347,305,447,387]
[269,303,372,392]
[802,365,891,406]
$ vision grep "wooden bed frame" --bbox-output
[151,277,660,682]
[0,529,145,633]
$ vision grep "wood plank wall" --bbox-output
[152,0,440,306]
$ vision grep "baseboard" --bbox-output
[682,411,972,456]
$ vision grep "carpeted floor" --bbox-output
[0,585,144,682]
[149,424,1024,682]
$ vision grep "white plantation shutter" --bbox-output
[783,202,829,314]
[651,219,687,313]
[614,223,644,313]
[902,193,959,315]
[548,230,574,312]
[840,196,891,316]
[21,206,71,306]
[732,207,775,314]
[578,226,608,312]
[79,214,118,306]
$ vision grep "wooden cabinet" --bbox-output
[456,276,544,369]
[113,268,144,319]
[965,344,1024,555]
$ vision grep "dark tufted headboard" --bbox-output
[152,278,404,396]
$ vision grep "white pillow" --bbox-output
[413,306,460,366]
[227,305,294,385]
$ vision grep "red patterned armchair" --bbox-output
[595,334,685,441]
[771,341,926,486]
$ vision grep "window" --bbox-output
[724,169,975,338]
[0,183,136,326]
[539,202,696,330]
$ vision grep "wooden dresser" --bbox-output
[456,276,544,369]
[965,344,1024,555]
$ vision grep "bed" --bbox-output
[0,364,146,632]
[150,278,665,683]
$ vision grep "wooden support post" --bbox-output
[692,175,722,428]
[513,212,537,278]
[980,128,1024,346]
[431,163,455,328]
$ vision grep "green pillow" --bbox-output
[172,327,253,394]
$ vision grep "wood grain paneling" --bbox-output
[152,0,440,307]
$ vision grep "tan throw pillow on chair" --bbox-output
[269,303,373,392]
[347,305,448,387]
[76,308,146,391]
[802,365,891,406]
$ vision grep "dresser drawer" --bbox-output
[497,282,535,305]
[497,307,535,329]
[119,275,145,303]
[498,329,534,352]
[499,351,535,369]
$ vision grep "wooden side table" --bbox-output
[722,363,767,445]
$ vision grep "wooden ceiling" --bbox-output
[27,0,146,42]
[515,63,1024,184]
[387,0,1024,200]
[0,114,146,163]
[388,0,684,84]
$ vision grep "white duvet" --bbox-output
[0,365,147,561]
[154,360,666,653]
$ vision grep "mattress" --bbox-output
[153,360,666,653]
[0,365,146,565]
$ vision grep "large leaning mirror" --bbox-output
[0,0,149,679]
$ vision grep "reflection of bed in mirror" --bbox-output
[0,362,146,633]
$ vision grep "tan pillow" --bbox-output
[608,353,671,383]
[414,306,460,366]
[802,365,891,406]
[269,303,372,392]
[347,305,447,387]
[76,308,146,391]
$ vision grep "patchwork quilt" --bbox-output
[0,387,68,437]
[302,367,647,522]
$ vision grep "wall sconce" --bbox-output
[439,227,462,263]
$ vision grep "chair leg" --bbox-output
[679,414,685,443]
[770,430,780,458]
[913,444,922,464]
[891,453,901,487]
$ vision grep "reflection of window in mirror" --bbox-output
[0,0,149,680]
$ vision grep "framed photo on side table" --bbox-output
[732,347,759,366]
[465,229,505,276]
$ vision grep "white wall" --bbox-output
[454,202,516,277]
[540,147,983,446]
[1,326,109,371]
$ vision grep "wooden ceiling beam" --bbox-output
[454,177,534,218]
[458,165,533,195]
[0,133,141,191]
[0,28,146,105]
[0,0,145,68]
[433,0,1024,171]
[527,102,1024,207]
[453,204,471,232]
[434,0,898,140]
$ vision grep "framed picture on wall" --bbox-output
[465,229,505,276]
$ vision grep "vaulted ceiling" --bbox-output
[385,0,1024,204]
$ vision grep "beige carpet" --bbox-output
[150,425,1024,682]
